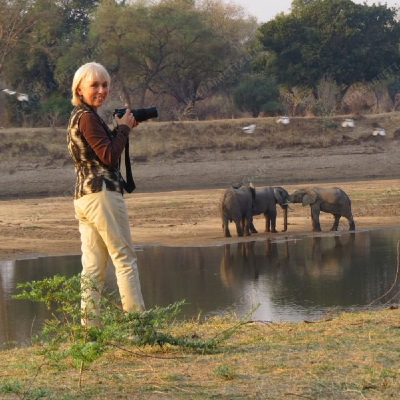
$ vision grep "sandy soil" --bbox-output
[1,137,400,261]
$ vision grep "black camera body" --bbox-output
[113,107,158,122]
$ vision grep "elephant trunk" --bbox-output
[282,205,288,232]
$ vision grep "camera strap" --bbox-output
[123,138,136,193]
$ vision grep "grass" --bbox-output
[1,309,400,399]
[1,112,400,167]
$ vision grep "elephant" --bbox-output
[249,186,289,234]
[288,187,355,231]
[219,183,255,237]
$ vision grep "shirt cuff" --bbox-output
[118,125,131,137]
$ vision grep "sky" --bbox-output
[227,0,399,23]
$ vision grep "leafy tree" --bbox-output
[291,0,315,13]
[259,0,400,98]
[1,0,98,126]
[0,0,36,77]
[233,74,282,117]
[40,94,72,127]
[54,0,100,95]
[91,0,256,118]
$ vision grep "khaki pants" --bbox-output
[74,185,145,325]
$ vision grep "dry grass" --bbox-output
[1,112,399,166]
[1,309,400,399]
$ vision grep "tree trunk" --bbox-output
[116,74,132,108]
[180,100,197,120]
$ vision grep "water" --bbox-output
[1,228,400,348]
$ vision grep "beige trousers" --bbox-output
[74,185,145,325]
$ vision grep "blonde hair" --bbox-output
[71,62,111,107]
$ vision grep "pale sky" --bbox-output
[227,0,400,23]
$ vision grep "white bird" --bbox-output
[2,88,16,95]
[1,88,29,101]
[372,128,386,137]
[242,124,256,133]
[342,118,355,128]
[16,93,29,101]
[276,116,290,125]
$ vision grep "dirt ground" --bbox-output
[1,137,400,261]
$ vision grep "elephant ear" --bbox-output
[274,187,288,207]
[302,190,318,206]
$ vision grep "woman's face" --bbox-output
[77,75,109,110]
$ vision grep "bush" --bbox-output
[39,95,72,127]
[233,74,283,117]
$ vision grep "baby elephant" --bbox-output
[288,187,355,231]
[219,184,255,237]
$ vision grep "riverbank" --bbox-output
[1,308,399,399]
[1,179,400,261]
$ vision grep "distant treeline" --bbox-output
[1,0,400,127]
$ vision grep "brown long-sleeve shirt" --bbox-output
[68,106,131,199]
[79,112,130,167]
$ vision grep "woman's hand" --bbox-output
[115,109,139,129]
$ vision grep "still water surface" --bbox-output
[1,228,400,348]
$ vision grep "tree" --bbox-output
[90,0,257,118]
[291,0,315,13]
[259,0,400,98]
[0,0,36,77]
[1,0,98,126]
[233,74,282,117]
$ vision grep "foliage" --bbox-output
[2,0,400,123]
[259,0,400,98]
[0,0,36,76]
[314,75,341,116]
[212,364,235,380]
[13,274,253,388]
[89,0,256,118]
[233,74,282,117]
[39,94,72,127]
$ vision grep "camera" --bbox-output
[113,107,158,122]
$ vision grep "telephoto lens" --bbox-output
[113,107,158,122]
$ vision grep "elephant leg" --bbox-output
[243,216,251,237]
[346,214,355,230]
[330,214,341,231]
[311,206,321,232]
[341,208,356,231]
[235,219,244,237]
[249,217,258,234]
[222,216,231,237]
[268,210,278,233]
[264,212,271,232]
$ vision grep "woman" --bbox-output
[67,62,145,326]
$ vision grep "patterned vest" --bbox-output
[67,105,124,200]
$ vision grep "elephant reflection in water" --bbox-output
[220,240,290,289]
[219,234,362,290]
[265,239,290,265]
[220,242,257,289]
[301,234,357,279]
